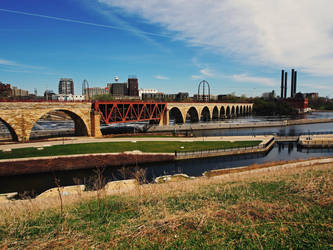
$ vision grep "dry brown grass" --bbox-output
[0,157,332,221]
[0,158,332,248]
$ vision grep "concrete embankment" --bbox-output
[0,136,272,176]
[1,156,332,203]
[176,136,274,160]
[149,118,333,132]
[298,134,333,148]
[0,152,175,176]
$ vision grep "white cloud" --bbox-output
[0,58,17,66]
[0,58,43,70]
[232,74,277,87]
[154,75,169,80]
[98,0,333,76]
[200,67,214,77]
[191,75,202,80]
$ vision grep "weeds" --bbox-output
[0,162,332,248]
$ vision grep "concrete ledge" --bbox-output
[203,157,333,178]
[176,136,274,160]
[299,134,333,148]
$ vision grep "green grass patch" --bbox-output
[2,165,331,248]
[0,140,261,159]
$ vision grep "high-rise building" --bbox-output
[59,78,74,95]
[128,77,138,96]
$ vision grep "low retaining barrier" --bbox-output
[298,134,333,148]
[0,152,175,176]
[176,137,275,160]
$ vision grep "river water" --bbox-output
[1,112,333,196]
[1,142,333,197]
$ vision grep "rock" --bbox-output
[104,179,138,194]
[155,173,192,183]
[37,185,85,198]
[0,192,17,202]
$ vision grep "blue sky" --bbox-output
[1,0,333,97]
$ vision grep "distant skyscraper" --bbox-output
[59,78,74,95]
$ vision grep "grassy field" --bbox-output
[0,140,261,159]
[0,162,332,248]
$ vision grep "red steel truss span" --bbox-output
[93,101,167,124]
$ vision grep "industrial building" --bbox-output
[107,77,140,97]
[83,87,108,99]
[128,77,138,96]
[280,69,309,113]
[59,78,74,95]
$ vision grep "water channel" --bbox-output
[1,112,333,196]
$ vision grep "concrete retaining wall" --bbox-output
[0,152,175,176]
[176,137,275,160]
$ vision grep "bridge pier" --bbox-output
[91,111,102,137]
[159,110,169,126]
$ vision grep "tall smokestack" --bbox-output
[284,72,287,98]
[281,70,284,98]
[291,69,295,98]
[294,71,297,96]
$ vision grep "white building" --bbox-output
[52,94,85,101]
[139,88,158,99]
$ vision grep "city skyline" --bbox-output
[1,0,333,97]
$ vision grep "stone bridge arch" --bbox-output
[169,107,184,125]
[231,106,236,116]
[0,117,19,141]
[226,106,231,117]
[186,107,199,123]
[26,108,91,141]
[212,106,219,120]
[200,106,211,122]
[220,106,226,119]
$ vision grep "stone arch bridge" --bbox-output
[162,102,253,125]
[0,101,252,142]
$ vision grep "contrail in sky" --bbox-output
[0,8,170,38]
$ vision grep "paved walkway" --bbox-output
[0,135,271,151]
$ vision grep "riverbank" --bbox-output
[1,157,331,248]
[0,136,267,176]
[148,117,333,132]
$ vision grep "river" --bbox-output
[1,112,333,196]
[0,141,332,197]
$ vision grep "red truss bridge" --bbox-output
[93,101,167,124]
